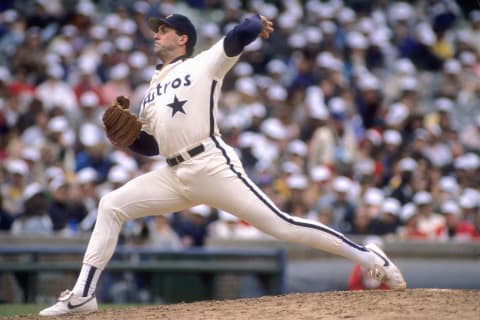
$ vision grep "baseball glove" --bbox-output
[102,96,142,148]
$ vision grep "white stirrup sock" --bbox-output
[72,264,101,297]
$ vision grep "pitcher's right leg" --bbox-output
[40,167,195,316]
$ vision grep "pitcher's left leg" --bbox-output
[190,141,406,289]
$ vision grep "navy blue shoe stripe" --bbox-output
[369,248,390,267]
[67,294,96,310]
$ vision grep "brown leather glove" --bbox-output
[102,96,142,148]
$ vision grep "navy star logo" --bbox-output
[166,95,187,117]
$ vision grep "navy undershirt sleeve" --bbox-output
[224,14,263,57]
[128,131,159,156]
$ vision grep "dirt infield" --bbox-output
[11,289,480,320]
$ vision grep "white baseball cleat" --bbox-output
[39,289,97,316]
[365,243,407,290]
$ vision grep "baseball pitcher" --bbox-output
[40,12,405,316]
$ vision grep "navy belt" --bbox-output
[166,144,205,167]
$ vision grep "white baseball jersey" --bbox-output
[139,38,238,157]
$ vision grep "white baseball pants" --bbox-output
[84,137,372,269]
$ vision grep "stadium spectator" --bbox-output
[145,214,182,249]
[314,176,356,234]
[368,197,402,237]
[439,200,476,241]
[1,159,29,216]
[45,178,84,234]
[412,191,446,239]
[0,192,14,231]
[11,182,52,235]
[170,205,216,247]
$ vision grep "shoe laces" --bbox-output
[368,265,385,282]
[58,289,73,301]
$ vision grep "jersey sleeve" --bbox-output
[194,15,263,80]
[195,38,240,80]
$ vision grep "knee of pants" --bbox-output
[98,193,127,223]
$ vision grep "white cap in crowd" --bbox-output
[80,91,99,108]
[365,129,382,146]
[6,159,29,176]
[389,2,414,22]
[21,147,41,162]
[48,116,69,133]
[190,204,211,217]
[79,123,103,147]
[413,191,432,205]
[108,165,130,184]
[443,59,461,74]
[381,198,401,216]
[383,130,402,146]
[354,159,375,177]
[46,64,64,79]
[128,51,148,69]
[400,203,417,222]
[201,22,220,39]
[357,74,380,91]
[394,58,416,75]
[109,63,129,80]
[260,118,288,140]
[49,177,68,193]
[266,59,287,75]
[281,161,301,175]
[288,33,307,49]
[22,182,45,201]
[438,176,459,195]
[286,174,308,190]
[440,201,461,216]
[266,84,287,101]
[233,62,254,77]
[90,25,107,40]
[332,176,351,193]
[364,187,384,206]
[287,140,308,157]
[235,77,257,96]
[400,76,418,92]
[310,165,331,182]
[346,31,368,50]
[398,157,417,172]
[45,166,65,182]
[76,167,98,185]
[435,97,454,113]
[385,102,409,127]
[459,189,479,209]
[455,153,479,171]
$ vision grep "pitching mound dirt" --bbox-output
[12,289,480,320]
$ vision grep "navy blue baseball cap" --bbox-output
[148,13,197,56]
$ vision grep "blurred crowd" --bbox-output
[0,0,480,248]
